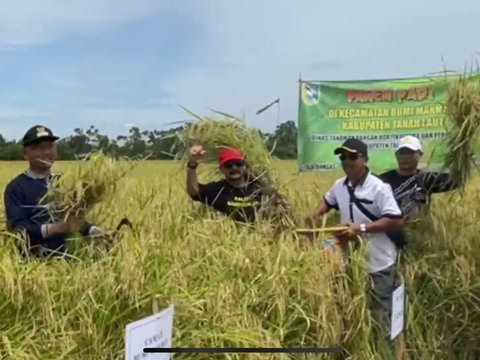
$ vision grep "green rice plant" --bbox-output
[443,70,480,188]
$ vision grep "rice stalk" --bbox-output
[42,152,138,221]
[0,160,479,358]
[169,109,296,229]
[443,69,480,188]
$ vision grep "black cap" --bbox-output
[334,138,368,156]
[22,125,59,147]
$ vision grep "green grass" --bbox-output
[0,160,478,359]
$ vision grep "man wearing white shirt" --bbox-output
[308,138,405,340]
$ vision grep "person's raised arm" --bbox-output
[422,171,460,194]
[186,145,205,198]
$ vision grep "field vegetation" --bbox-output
[0,160,478,359]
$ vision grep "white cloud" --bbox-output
[0,104,48,119]
[0,0,165,46]
[0,104,53,140]
[0,105,178,141]
[2,0,480,141]
[56,107,181,139]
[168,0,480,132]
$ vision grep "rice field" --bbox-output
[0,160,479,360]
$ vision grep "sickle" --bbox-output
[108,217,134,241]
[102,217,133,242]
[116,217,133,231]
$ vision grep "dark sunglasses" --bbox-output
[396,148,417,156]
[223,160,245,169]
[339,153,360,161]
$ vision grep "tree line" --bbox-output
[0,120,298,160]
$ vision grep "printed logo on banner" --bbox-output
[301,82,320,105]
[296,75,477,172]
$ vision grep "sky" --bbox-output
[0,0,480,141]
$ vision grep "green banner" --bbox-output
[297,76,454,172]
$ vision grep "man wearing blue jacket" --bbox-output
[4,125,104,258]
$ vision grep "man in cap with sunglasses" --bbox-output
[4,125,106,258]
[186,144,265,223]
[379,135,459,224]
[306,138,404,342]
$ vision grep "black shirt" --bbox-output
[191,179,263,223]
[379,169,458,221]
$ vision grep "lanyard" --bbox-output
[347,185,355,223]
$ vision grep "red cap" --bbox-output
[218,147,245,165]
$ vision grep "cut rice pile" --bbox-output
[42,152,137,222]
[443,71,480,188]
[171,111,296,228]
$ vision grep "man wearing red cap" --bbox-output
[186,144,263,223]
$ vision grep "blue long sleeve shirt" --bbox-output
[4,169,93,256]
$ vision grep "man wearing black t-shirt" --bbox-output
[185,145,263,223]
[379,135,459,222]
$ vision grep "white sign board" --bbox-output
[390,283,405,340]
[125,305,174,360]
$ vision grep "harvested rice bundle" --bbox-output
[172,110,296,228]
[443,71,480,188]
[174,114,273,180]
[42,152,137,222]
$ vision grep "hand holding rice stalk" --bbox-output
[42,152,138,223]
[171,108,296,228]
[443,71,480,188]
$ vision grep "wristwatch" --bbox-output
[360,223,367,233]
[187,160,198,169]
